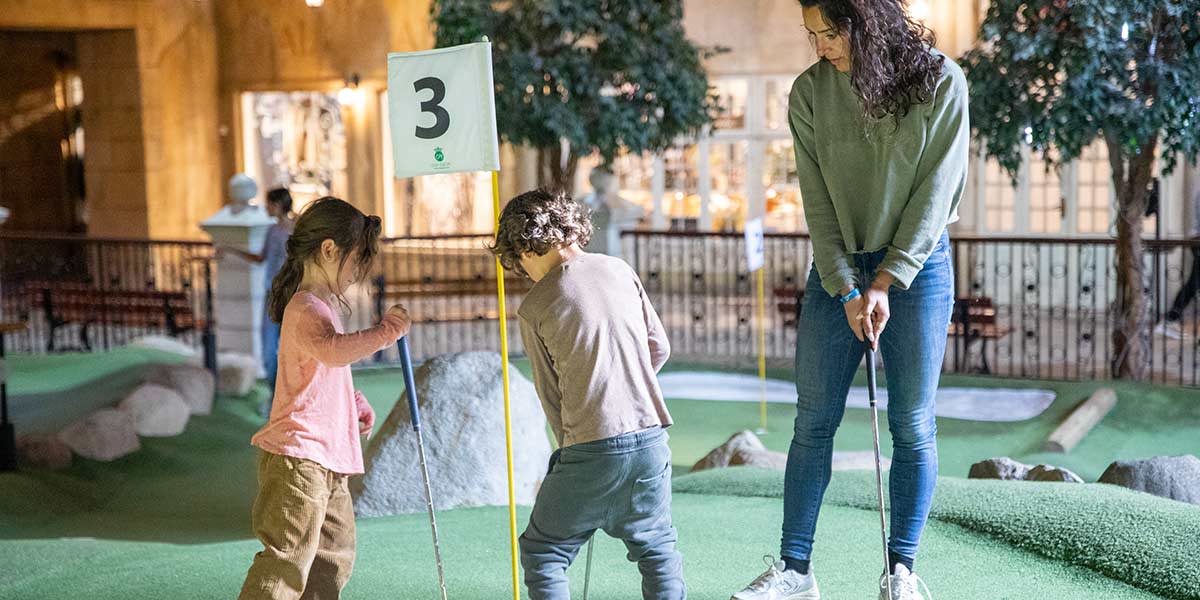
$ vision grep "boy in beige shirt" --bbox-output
[490,188,684,600]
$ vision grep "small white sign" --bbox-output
[744,217,765,272]
[387,42,501,179]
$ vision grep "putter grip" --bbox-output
[397,337,421,431]
[865,346,877,401]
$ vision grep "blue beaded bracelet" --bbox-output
[838,288,861,304]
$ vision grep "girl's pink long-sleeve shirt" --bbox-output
[251,291,405,475]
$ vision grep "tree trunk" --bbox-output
[536,143,580,194]
[1107,133,1159,380]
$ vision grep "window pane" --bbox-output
[765,138,804,232]
[711,79,748,131]
[611,150,654,209]
[1076,141,1112,234]
[1028,152,1063,233]
[709,140,748,231]
[663,145,700,229]
[983,155,1016,232]
[764,77,793,133]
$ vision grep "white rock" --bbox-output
[58,408,141,461]
[217,352,259,396]
[146,364,215,415]
[119,383,190,437]
[352,352,553,516]
[127,335,202,364]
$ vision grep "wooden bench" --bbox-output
[774,286,805,327]
[948,296,1011,374]
[22,281,203,351]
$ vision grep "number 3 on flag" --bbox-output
[387,42,501,179]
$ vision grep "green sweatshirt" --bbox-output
[789,51,969,297]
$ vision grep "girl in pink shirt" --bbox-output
[239,197,410,600]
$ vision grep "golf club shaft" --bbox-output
[415,427,449,600]
[583,534,595,600]
[866,346,893,599]
[398,338,449,600]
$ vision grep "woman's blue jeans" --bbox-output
[781,233,953,565]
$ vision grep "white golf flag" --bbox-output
[387,41,501,179]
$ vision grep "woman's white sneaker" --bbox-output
[878,564,932,600]
[731,556,820,600]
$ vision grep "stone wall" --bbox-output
[0,0,222,240]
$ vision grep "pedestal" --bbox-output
[201,205,275,374]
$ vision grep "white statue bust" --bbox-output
[0,206,9,226]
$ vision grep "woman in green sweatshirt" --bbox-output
[732,2,968,600]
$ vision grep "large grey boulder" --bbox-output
[146,363,215,415]
[1098,455,1200,505]
[692,431,889,473]
[119,383,190,437]
[58,408,141,461]
[352,352,553,516]
[968,457,1031,481]
[1027,464,1085,483]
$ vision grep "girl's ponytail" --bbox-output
[267,240,306,324]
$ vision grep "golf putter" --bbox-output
[865,343,893,600]
[398,337,449,600]
[582,534,595,600]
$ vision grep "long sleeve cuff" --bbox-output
[879,247,923,290]
[820,267,858,298]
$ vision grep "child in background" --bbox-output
[489,189,685,600]
[239,197,410,600]
[219,187,296,417]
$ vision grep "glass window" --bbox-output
[711,78,749,132]
[764,76,794,133]
[764,139,804,232]
[241,91,348,212]
[1028,152,1063,233]
[709,141,748,231]
[611,150,655,216]
[1076,141,1112,235]
[983,155,1017,232]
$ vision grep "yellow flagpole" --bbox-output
[491,170,521,600]
[756,267,768,434]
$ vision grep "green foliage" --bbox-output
[432,0,717,167]
[962,0,1200,178]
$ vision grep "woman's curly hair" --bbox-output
[801,0,945,120]
[488,189,593,278]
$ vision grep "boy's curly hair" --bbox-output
[487,189,593,278]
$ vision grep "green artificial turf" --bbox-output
[1,351,1196,599]
[676,467,1200,600]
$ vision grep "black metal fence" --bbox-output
[622,229,1200,387]
[0,232,216,365]
[7,229,1199,388]
[344,234,530,362]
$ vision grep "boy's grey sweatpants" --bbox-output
[519,426,685,600]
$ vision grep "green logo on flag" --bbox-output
[434,147,445,162]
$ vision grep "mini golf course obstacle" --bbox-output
[1043,387,1117,453]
